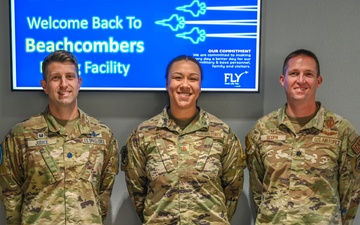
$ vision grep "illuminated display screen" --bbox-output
[10,0,261,91]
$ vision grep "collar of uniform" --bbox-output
[42,106,93,135]
[157,106,209,131]
[277,101,325,131]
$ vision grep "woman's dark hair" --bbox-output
[165,55,203,84]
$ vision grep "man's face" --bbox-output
[279,55,322,104]
[166,60,201,111]
[41,62,82,109]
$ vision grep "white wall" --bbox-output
[0,1,359,224]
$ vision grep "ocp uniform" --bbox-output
[245,103,360,225]
[122,106,246,225]
[0,107,119,225]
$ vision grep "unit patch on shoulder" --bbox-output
[352,136,360,155]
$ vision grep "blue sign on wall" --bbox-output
[10,0,261,91]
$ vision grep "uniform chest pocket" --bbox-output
[147,138,223,180]
[195,137,222,178]
[80,145,105,190]
[146,140,175,181]
[24,146,63,190]
[259,140,290,165]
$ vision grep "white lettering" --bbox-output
[92,16,123,29]
[27,16,88,29]
[84,61,130,76]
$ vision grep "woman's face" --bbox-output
[166,60,201,111]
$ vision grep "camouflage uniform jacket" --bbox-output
[121,106,246,225]
[0,107,119,225]
[245,103,360,225]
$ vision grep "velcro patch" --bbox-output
[312,137,341,146]
[352,137,360,155]
[27,139,57,147]
[82,138,106,145]
[261,135,286,141]
[196,131,223,138]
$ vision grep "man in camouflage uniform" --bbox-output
[121,55,246,224]
[0,50,119,225]
[245,49,360,225]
